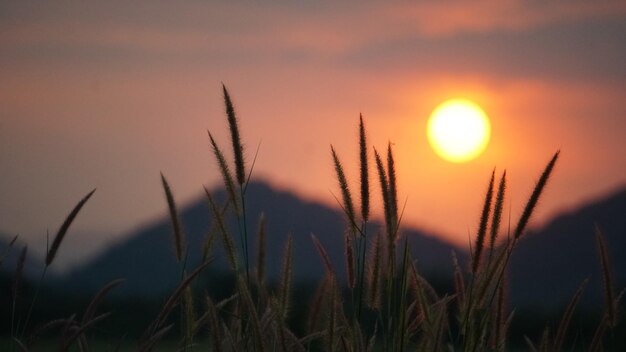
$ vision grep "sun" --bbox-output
[427,99,491,163]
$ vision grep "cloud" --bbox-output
[382,0,626,38]
[2,1,625,70]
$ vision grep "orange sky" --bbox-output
[1,2,625,269]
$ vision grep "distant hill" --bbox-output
[509,186,626,311]
[0,235,52,281]
[7,182,626,314]
[63,181,465,296]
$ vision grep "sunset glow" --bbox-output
[0,2,625,267]
[427,99,491,163]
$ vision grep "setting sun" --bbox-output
[427,99,491,163]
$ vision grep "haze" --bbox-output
[1,2,625,269]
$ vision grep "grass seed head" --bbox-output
[222,84,246,185]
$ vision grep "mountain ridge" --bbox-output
[62,180,464,296]
[5,181,625,312]
[508,186,626,310]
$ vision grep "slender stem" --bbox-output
[398,238,409,352]
[179,247,190,352]
[11,282,18,347]
[357,222,368,324]
[462,274,476,350]
[20,266,47,338]
[240,185,250,284]
[351,237,358,324]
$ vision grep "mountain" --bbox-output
[508,186,626,311]
[0,235,52,281]
[63,181,465,296]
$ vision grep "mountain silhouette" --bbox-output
[508,186,626,311]
[7,182,626,313]
[63,181,464,296]
[0,235,53,281]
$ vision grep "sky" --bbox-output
[1,1,625,270]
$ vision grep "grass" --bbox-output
[2,86,624,351]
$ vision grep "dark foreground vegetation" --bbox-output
[2,86,624,351]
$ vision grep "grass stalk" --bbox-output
[239,185,251,284]
[205,187,238,272]
[472,169,495,274]
[345,230,355,289]
[279,234,294,321]
[595,225,616,327]
[514,151,559,239]
[374,148,394,276]
[489,171,506,257]
[11,246,27,342]
[368,232,383,310]
[553,277,589,351]
[0,234,19,268]
[386,143,398,241]
[46,189,96,266]
[222,84,246,186]
[22,189,95,339]
[141,261,211,345]
[331,145,357,236]
[359,114,369,223]
[161,173,186,263]
[256,214,267,295]
[208,131,239,215]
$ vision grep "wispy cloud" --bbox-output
[382,1,626,37]
[2,1,625,86]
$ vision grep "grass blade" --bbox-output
[452,250,465,308]
[345,230,355,289]
[492,277,507,350]
[489,171,506,255]
[553,277,589,352]
[11,245,27,340]
[524,335,539,352]
[208,131,239,214]
[205,296,223,352]
[359,114,370,222]
[472,169,495,274]
[331,145,357,235]
[142,261,211,341]
[256,214,267,289]
[514,151,559,239]
[139,324,174,352]
[327,279,337,352]
[0,234,19,267]
[374,148,395,272]
[589,314,608,352]
[374,149,390,234]
[160,173,185,262]
[279,234,294,321]
[386,142,398,239]
[61,312,111,351]
[46,189,96,266]
[13,246,27,300]
[311,233,336,277]
[595,225,616,327]
[367,231,383,310]
[204,187,238,272]
[307,275,330,332]
[222,84,246,185]
[238,276,265,352]
[202,200,230,261]
[82,278,125,325]
[182,284,196,343]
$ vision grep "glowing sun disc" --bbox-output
[427,99,491,163]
